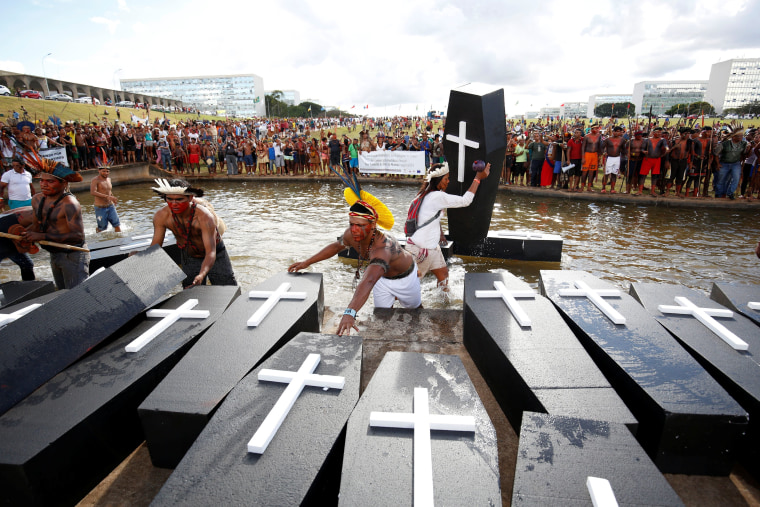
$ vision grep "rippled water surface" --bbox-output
[3,180,757,309]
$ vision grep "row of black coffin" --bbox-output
[0,249,758,505]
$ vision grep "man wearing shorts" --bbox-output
[580,124,602,191]
[187,138,202,174]
[638,128,669,196]
[288,199,421,336]
[601,126,626,193]
[90,166,121,232]
[565,129,583,191]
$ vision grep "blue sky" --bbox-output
[3,0,759,116]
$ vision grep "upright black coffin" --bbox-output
[153,332,361,506]
[541,271,748,476]
[0,285,239,507]
[463,272,636,433]
[0,280,56,309]
[0,246,184,416]
[139,271,324,468]
[443,83,506,243]
[630,282,760,476]
[339,352,501,506]
[512,412,684,506]
[710,282,760,326]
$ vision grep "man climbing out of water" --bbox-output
[288,189,421,336]
[21,152,89,289]
[150,178,236,288]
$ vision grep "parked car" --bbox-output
[0,85,10,96]
[45,93,73,102]
[115,100,135,107]
[75,96,100,105]
[19,90,42,99]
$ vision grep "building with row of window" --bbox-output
[121,74,267,117]
[586,94,633,117]
[705,59,760,114]
[632,80,709,117]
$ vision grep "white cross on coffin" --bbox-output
[496,231,544,239]
[558,280,626,325]
[748,301,760,311]
[247,353,345,454]
[658,296,748,351]
[119,231,174,251]
[475,280,536,327]
[247,282,307,327]
[0,303,42,327]
[369,387,476,507]
[587,476,619,507]
[125,299,210,352]
[445,121,480,183]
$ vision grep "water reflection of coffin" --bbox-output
[88,232,180,273]
[153,333,361,506]
[453,230,562,262]
[0,285,239,506]
[0,280,56,309]
[542,271,748,476]
[513,412,684,506]
[337,236,453,260]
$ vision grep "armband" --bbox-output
[368,258,390,273]
[344,308,357,318]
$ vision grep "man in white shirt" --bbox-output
[1,158,35,209]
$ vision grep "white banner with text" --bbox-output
[358,150,425,175]
[39,147,69,167]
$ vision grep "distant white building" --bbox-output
[267,89,301,106]
[122,74,266,117]
[560,102,588,119]
[705,58,760,114]
[587,94,632,117]
[632,81,707,117]
[539,106,561,118]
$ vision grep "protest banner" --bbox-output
[39,147,69,167]
[357,151,425,175]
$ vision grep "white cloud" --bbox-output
[117,0,129,11]
[90,16,120,34]
[0,61,25,73]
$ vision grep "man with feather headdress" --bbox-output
[21,152,89,289]
[150,178,236,289]
[288,175,421,336]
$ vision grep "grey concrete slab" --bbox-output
[152,332,361,506]
[339,351,501,506]
[0,285,239,506]
[0,246,184,416]
[513,412,684,506]
[464,272,636,433]
[138,271,324,468]
[541,271,748,475]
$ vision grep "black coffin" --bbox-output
[0,246,184,416]
[139,271,324,468]
[464,272,636,433]
[152,332,361,506]
[512,412,684,506]
[0,285,239,506]
[88,234,180,274]
[0,280,56,309]
[541,271,748,476]
[631,282,760,477]
[452,231,562,262]
[443,83,506,244]
[339,352,501,506]
[710,282,760,327]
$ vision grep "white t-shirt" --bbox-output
[408,190,475,248]
[1,169,34,200]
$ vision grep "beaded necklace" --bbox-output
[354,230,377,288]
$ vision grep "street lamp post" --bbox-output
[42,52,52,96]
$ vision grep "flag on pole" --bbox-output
[351,105,355,109]
[308,106,311,112]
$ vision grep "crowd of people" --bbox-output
[501,118,760,200]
